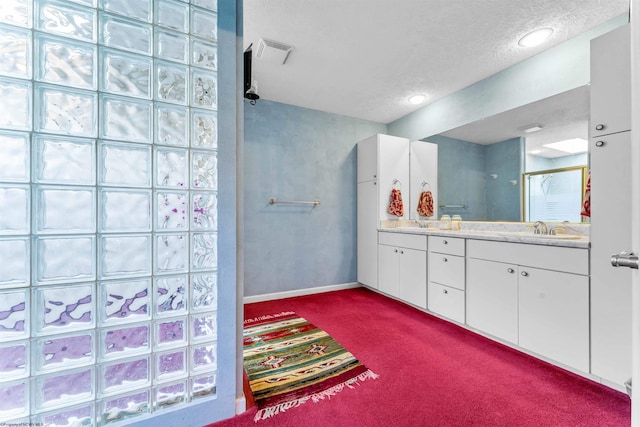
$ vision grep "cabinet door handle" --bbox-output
[507,268,514,273]
[373,182,377,185]
[442,257,448,262]
[394,249,398,253]
[443,289,448,294]
[442,239,448,245]
[400,250,404,254]
[595,140,605,147]
[595,124,605,131]
[521,271,528,277]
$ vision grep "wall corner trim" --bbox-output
[235,395,247,414]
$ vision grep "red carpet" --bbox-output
[210,287,630,426]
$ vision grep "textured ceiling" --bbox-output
[243,0,629,124]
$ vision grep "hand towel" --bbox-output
[581,171,591,217]
[388,188,404,217]
[417,191,434,217]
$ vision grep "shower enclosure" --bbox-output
[523,166,588,223]
[0,0,238,425]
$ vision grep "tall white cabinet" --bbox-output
[589,24,632,388]
[357,135,438,290]
[357,134,410,288]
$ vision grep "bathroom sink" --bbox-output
[528,234,584,240]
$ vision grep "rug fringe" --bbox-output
[253,369,379,422]
[244,311,296,325]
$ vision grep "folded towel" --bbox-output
[417,191,434,217]
[388,188,404,217]
[581,171,591,217]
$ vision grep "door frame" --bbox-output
[630,0,639,425]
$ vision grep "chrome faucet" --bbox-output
[533,221,547,235]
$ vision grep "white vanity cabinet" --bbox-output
[467,257,518,344]
[589,24,632,387]
[427,236,465,323]
[518,266,589,373]
[357,134,410,288]
[378,232,427,308]
[466,240,589,372]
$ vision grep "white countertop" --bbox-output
[378,221,590,249]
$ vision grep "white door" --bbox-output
[630,0,640,424]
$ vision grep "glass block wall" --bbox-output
[0,0,219,424]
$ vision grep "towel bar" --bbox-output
[269,198,320,206]
[439,204,467,209]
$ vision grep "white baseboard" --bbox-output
[243,282,362,304]
[235,394,246,414]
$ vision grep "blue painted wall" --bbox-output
[485,137,523,221]
[424,135,487,220]
[526,152,588,172]
[244,100,387,296]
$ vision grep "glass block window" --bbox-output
[0,0,218,424]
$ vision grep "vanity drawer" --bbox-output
[379,231,427,251]
[467,240,588,275]
[428,236,465,256]
[428,282,465,324]
[429,252,465,290]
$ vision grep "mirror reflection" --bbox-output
[423,85,589,223]
[523,166,588,223]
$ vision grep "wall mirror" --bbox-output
[423,85,589,223]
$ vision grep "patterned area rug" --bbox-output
[243,311,378,421]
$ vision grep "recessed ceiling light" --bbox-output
[530,149,542,154]
[543,138,588,154]
[518,28,553,47]
[408,94,426,105]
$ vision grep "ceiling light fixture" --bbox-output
[518,28,553,47]
[408,94,426,105]
[543,138,588,154]
[519,124,544,133]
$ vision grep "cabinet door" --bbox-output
[590,131,632,385]
[357,136,378,183]
[518,267,589,373]
[590,24,630,137]
[399,248,427,309]
[378,136,410,221]
[378,245,400,298]
[357,181,378,287]
[466,258,518,344]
